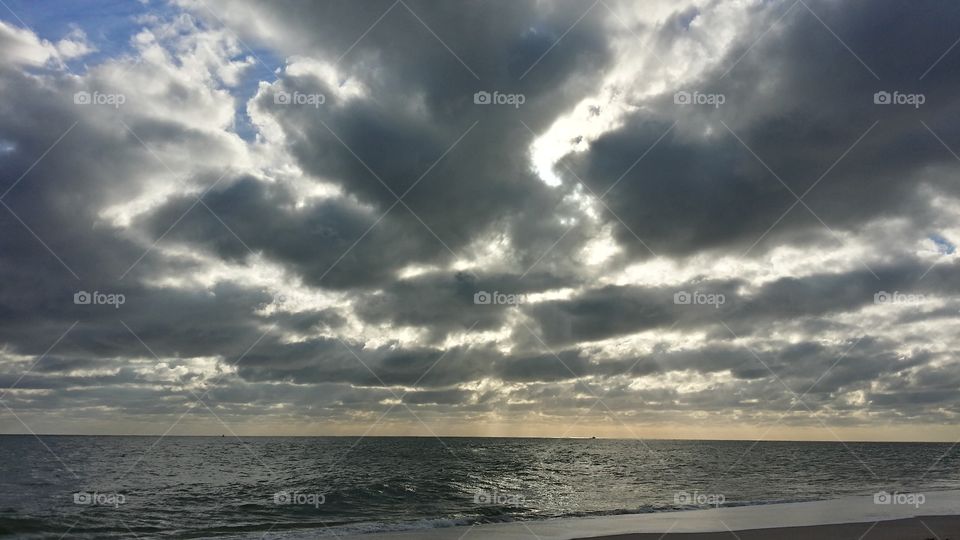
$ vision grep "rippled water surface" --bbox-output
[1,436,959,538]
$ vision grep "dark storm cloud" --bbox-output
[354,270,573,340]
[402,388,474,405]
[495,349,591,383]
[262,90,582,275]
[269,308,347,334]
[0,275,289,364]
[0,25,308,369]
[0,82,352,392]
[526,258,960,347]
[565,0,960,259]
[203,0,612,104]
[141,175,435,289]
[223,0,616,277]
[140,0,622,291]
[235,339,502,388]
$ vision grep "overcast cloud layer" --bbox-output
[1,0,959,440]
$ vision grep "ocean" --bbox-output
[0,436,958,538]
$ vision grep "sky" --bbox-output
[0,0,959,441]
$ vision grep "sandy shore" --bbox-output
[337,490,960,539]
[579,515,960,540]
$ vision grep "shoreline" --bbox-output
[334,490,960,539]
[576,515,960,540]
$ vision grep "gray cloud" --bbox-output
[565,0,960,260]
[0,0,959,436]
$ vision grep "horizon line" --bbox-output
[0,433,955,444]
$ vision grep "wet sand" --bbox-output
[580,515,960,540]
[342,490,960,539]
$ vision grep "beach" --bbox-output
[581,516,960,540]
[338,490,960,540]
